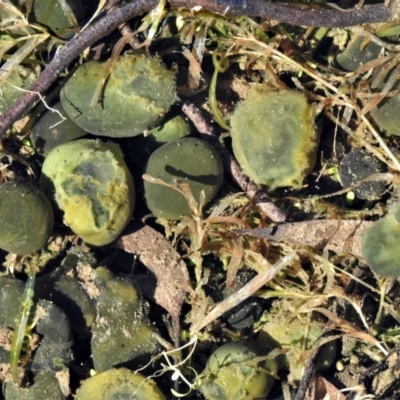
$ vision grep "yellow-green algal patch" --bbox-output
[60,54,176,138]
[231,87,317,189]
[41,139,135,246]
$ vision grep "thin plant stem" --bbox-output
[190,253,294,334]
[9,276,35,384]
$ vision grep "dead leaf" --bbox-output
[225,233,243,289]
[112,221,188,346]
[313,374,347,400]
[55,368,71,397]
[235,220,374,260]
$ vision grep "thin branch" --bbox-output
[171,0,394,27]
[0,0,395,137]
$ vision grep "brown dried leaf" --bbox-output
[225,234,243,289]
[55,368,71,397]
[112,222,188,345]
[313,374,346,400]
[236,219,374,260]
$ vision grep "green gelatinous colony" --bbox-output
[0,182,54,255]
[221,271,263,329]
[370,88,400,136]
[31,300,73,373]
[91,267,161,372]
[0,276,24,327]
[5,373,64,400]
[336,35,382,72]
[60,54,176,137]
[144,137,223,219]
[124,114,191,170]
[36,250,97,334]
[339,150,387,200]
[75,368,165,400]
[369,65,400,136]
[0,65,37,114]
[31,102,87,156]
[148,114,191,143]
[260,301,336,384]
[361,202,400,276]
[199,341,278,400]
[33,0,85,39]
[41,139,135,246]
[231,87,317,189]
[370,97,400,135]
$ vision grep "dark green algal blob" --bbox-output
[260,304,337,384]
[144,137,223,219]
[34,0,85,39]
[369,64,400,136]
[31,300,73,374]
[0,66,36,114]
[231,87,317,189]
[0,276,24,328]
[147,114,191,144]
[36,273,96,334]
[0,182,54,255]
[362,202,400,276]
[339,150,387,200]
[370,90,400,136]
[60,54,176,137]
[199,342,278,400]
[5,373,64,400]
[35,247,97,336]
[222,271,263,329]
[91,267,161,372]
[76,368,165,400]
[336,35,382,72]
[371,100,400,135]
[41,139,135,246]
[31,102,87,156]
[124,115,191,170]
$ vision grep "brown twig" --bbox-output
[294,332,336,400]
[181,101,287,223]
[0,0,395,137]
[172,0,394,27]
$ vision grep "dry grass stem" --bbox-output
[190,253,294,334]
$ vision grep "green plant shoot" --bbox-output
[10,276,35,384]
